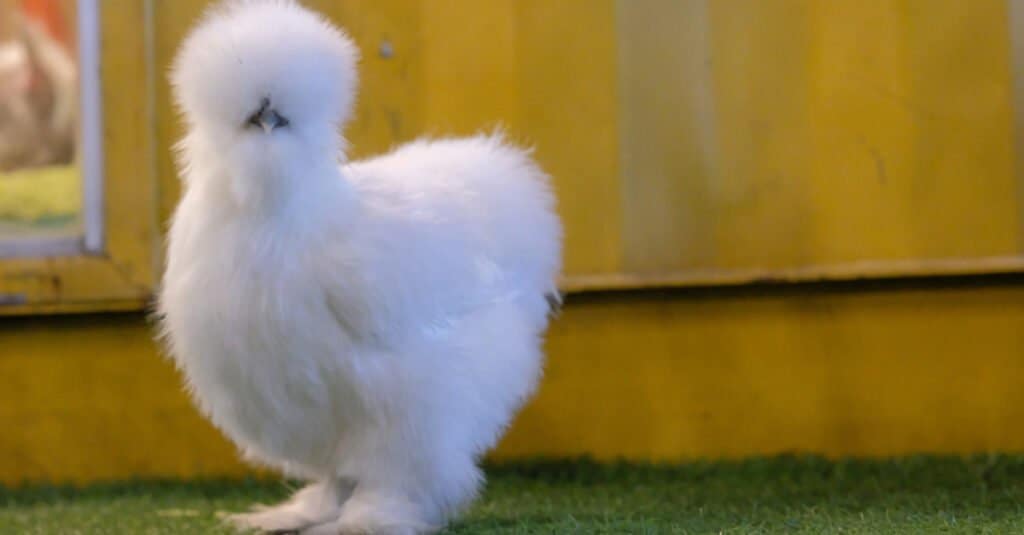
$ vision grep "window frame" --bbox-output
[0,0,157,315]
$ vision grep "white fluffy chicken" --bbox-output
[158,1,561,534]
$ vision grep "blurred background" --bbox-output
[3,0,1024,486]
[0,0,79,245]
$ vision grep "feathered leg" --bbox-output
[228,480,353,533]
[301,451,481,535]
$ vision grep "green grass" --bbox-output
[3,455,1024,533]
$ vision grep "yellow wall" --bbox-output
[617,0,1019,279]
[149,0,1024,292]
[4,0,1024,485]
[4,281,1024,484]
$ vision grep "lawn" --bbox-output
[3,455,1024,533]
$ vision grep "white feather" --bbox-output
[158,1,561,533]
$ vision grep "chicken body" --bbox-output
[159,2,560,533]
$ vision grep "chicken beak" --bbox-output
[247,98,289,133]
[258,107,282,133]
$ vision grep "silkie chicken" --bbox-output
[158,1,562,534]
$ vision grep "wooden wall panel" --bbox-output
[151,0,1023,293]
[614,0,1020,288]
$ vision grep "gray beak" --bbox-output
[257,107,287,133]
[248,98,290,132]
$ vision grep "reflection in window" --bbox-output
[0,0,89,254]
